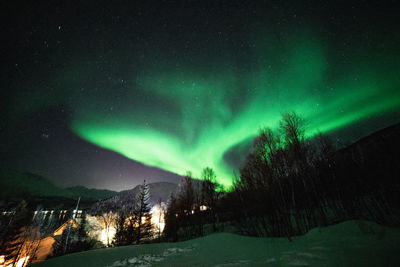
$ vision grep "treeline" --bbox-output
[163,112,400,241]
[163,168,221,241]
[230,111,336,238]
[92,180,154,247]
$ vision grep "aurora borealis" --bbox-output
[1,1,399,190]
[70,28,400,188]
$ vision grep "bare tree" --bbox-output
[201,167,218,231]
[153,198,166,241]
[91,199,118,247]
[280,111,305,148]
[0,201,32,266]
[179,172,195,216]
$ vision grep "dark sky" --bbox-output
[1,1,399,191]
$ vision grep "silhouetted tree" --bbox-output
[233,112,323,238]
[179,172,195,216]
[201,167,219,231]
[163,194,179,241]
[112,211,128,246]
[280,111,305,148]
[134,180,153,244]
[71,213,96,252]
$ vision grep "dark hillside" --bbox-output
[0,169,117,209]
[331,122,400,224]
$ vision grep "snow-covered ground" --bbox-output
[34,220,400,266]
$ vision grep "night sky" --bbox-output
[1,1,399,191]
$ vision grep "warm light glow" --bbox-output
[100,226,116,245]
[0,255,30,267]
[151,204,165,233]
[15,257,29,267]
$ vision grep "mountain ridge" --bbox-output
[0,168,118,208]
[2,122,399,208]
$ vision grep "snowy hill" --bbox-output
[33,220,400,266]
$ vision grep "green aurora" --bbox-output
[70,30,400,188]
